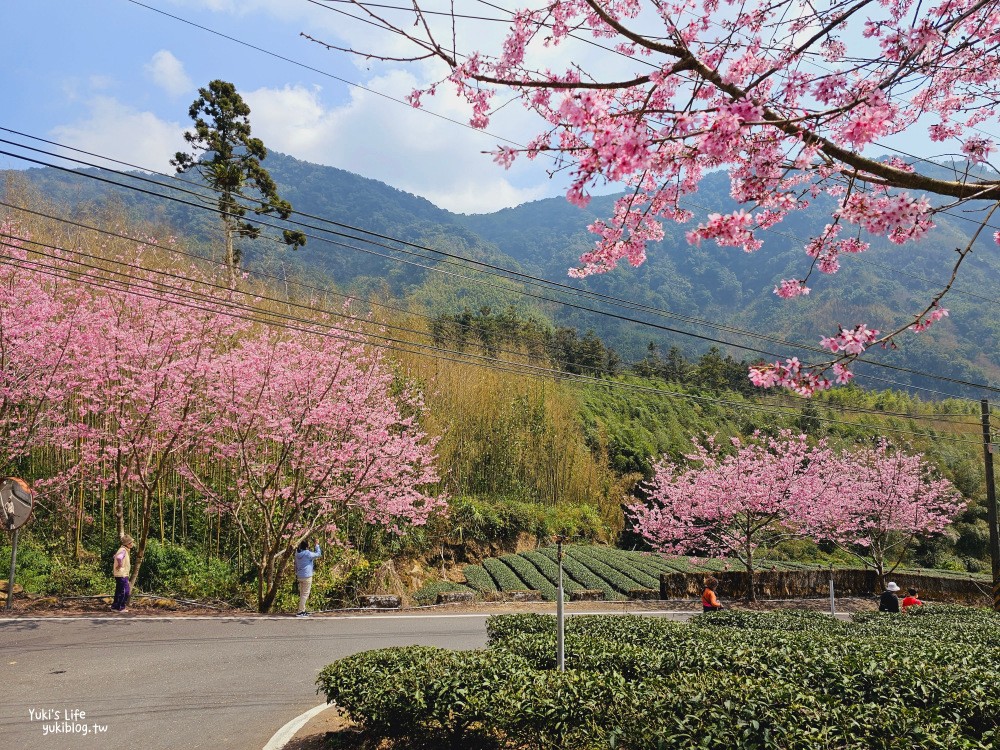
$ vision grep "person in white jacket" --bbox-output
[111,535,135,612]
[294,539,322,617]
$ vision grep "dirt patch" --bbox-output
[1,593,881,618]
[4,593,244,617]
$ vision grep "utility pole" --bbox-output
[555,534,566,671]
[981,400,1000,611]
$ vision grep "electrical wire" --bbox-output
[0,199,983,422]
[2,244,983,444]
[5,133,999,400]
[57,4,1000,374]
[0,227,985,438]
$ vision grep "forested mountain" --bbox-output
[5,152,999,396]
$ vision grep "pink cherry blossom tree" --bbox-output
[60,261,239,584]
[313,0,1000,392]
[0,223,87,477]
[801,438,965,580]
[4,227,246,576]
[183,324,443,612]
[0,222,110,552]
[627,430,833,600]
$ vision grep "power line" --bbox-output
[91,5,1000,382]
[124,0,527,151]
[0,228,984,438]
[3,133,999,397]
[4,209,978,422]
[0,198,980,418]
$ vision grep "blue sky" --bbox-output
[5,1,980,216]
[4,0,569,214]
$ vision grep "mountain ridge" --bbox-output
[4,151,998,397]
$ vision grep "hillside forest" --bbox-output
[0,172,995,613]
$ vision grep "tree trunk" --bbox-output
[129,487,154,587]
[258,546,293,613]
[745,545,756,602]
[114,491,125,543]
[224,220,237,289]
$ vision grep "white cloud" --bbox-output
[145,50,193,97]
[166,0,363,36]
[50,97,186,173]
[243,75,560,213]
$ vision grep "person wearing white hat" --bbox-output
[878,581,901,613]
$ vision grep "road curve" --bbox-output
[2,610,698,750]
[1,614,493,750]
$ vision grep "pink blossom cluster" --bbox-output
[380,0,1000,393]
[837,192,934,245]
[748,359,834,396]
[686,210,762,253]
[962,137,995,164]
[910,307,949,332]
[800,223,871,277]
[774,279,810,299]
[835,89,898,147]
[820,324,880,355]
[0,220,444,607]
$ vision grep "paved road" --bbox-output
[1,613,496,750]
[2,610,696,750]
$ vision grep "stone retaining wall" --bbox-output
[357,594,402,609]
[660,570,990,604]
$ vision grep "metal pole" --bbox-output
[6,527,18,612]
[556,536,565,672]
[981,400,1000,611]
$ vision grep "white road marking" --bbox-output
[262,703,330,750]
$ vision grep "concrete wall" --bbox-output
[660,569,990,604]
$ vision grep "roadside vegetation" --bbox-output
[318,607,1000,749]
[1,188,993,612]
[425,544,990,604]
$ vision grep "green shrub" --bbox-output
[446,496,609,546]
[317,646,531,748]
[135,539,240,601]
[481,557,524,591]
[462,564,497,592]
[39,557,107,596]
[499,553,558,599]
[537,546,622,599]
[0,538,53,593]
[486,613,555,643]
[693,609,848,635]
[321,606,1000,750]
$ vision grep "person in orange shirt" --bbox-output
[702,576,723,612]
[901,587,923,610]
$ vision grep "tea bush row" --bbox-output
[320,607,1000,749]
[481,558,524,591]
[536,546,622,600]
[521,550,586,597]
[462,564,497,593]
[499,553,558,600]
[566,548,645,593]
[582,546,660,589]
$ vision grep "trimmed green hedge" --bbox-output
[319,606,1000,749]
[499,553,558,600]
[462,564,498,593]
